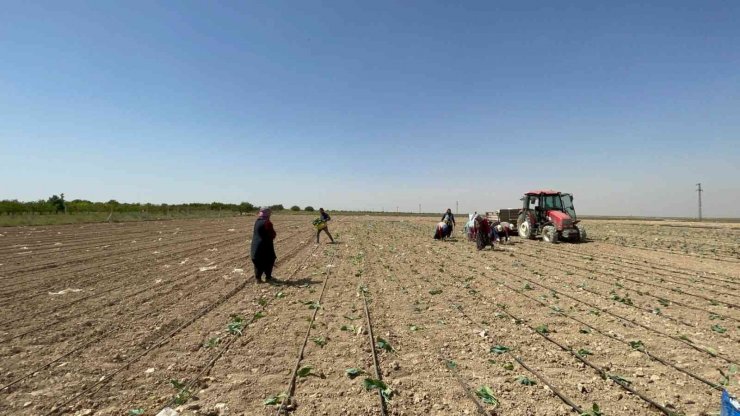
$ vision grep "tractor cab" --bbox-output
[518,190,586,243]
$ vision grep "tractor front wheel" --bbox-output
[576,224,587,243]
[542,225,558,243]
[518,214,533,239]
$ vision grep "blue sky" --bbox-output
[1,1,739,217]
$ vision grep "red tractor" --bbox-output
[517,190,586,243]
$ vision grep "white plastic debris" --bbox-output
[156,408,179,416]
[145,367,155,374]
[232,268,244,274]
[199,266,218,272]
[227,228,236,232]
[48,288,83,295]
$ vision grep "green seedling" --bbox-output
[429,289,442,295]
[516,376,536,386]
[363,378,393,401]
[658,298,670,307]
[679,334,692,343]
[128,410,144,416]
[502,362,515,370]
[376,337,395,352]
[709,313,723,321]
[297,365,325,379]
[252,311,265,321]
[719,364,738,386]
[275,291,285,298]
[258,297,268,307]
[475,385,499,407]
[409,325,423,332]
[523,283,534,290]
[170,379,191,405]
[577,348,593,357]
[535,324,550,335]
[652,308,662,315]
[629,340,644,350]
[345,368,365,379]
[343,315,360,321]
[589,310,601,316]
[579,328,592,334]
[263,392,288,406]
[303,300,321,310]
[711,324,727,334]
[204,337,220,349]
[580,403,603,416]
[227,315,246,336]
[312,336,327,348]
[490,345,511,354]
[446,360,457,370]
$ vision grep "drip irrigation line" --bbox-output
[5,239,312,402]
[494,277,724,391]
[451,303,583,415]
[0,229,311,335]
[501,307,681,416]
[361,286,389,416]
[527,248,738,312]
[511,356,583,414]
[436,354,492,416]
[44,279,251,415]
[499,268,739,366]
[276,253,335,415]
[599,240,740,264]
[158,245,320,413]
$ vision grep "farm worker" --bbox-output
[497,222,514,242]
[250,207,277,283]
[433,221,451,240]
[316,208,335,244]
[441,208,456,231]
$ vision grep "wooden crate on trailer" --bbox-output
[496,208,520,226]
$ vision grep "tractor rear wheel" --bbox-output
[542,225,558,243]
[518,213,533,239]
[576,224,587,242]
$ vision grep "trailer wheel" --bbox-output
[518,213,533,239]
[576,224,587,243]
[542,225,558,243]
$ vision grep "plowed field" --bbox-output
[1,216,738,416]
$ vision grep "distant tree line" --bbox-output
[0,195,316,215]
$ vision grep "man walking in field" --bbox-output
[251,207,276,283]
[316,208,335,244]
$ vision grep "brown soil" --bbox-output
[0,216,737,415]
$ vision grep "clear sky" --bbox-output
[1,1,739,217]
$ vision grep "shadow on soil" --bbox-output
[269,277,322,287]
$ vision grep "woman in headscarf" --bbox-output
[250,207,277,283]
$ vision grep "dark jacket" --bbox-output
[250,218,276,263]
[320,211,331,222]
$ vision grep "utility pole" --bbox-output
[696,183,703,221]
